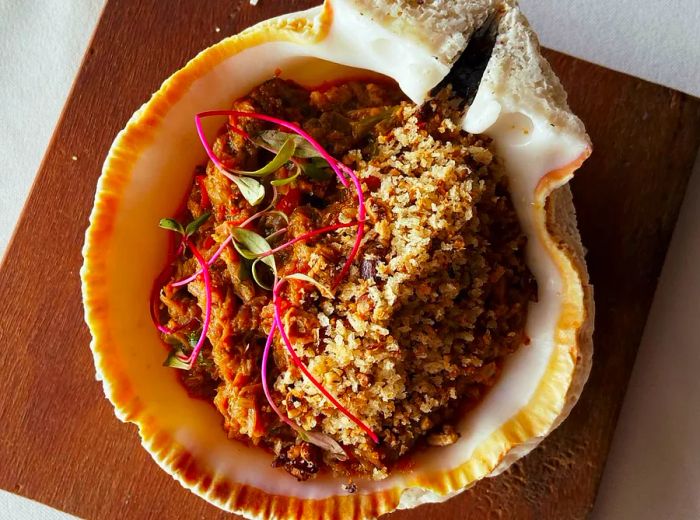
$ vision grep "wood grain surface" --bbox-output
[1,1,699,519]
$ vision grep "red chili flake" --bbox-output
[196,175,210,209]
[363,176,381,192]
[278,298,291,314]
[230,214,251,229]
[276,188,300,215]
[203,235,215,250]
[274,67,282,77]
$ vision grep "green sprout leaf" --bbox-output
[264,210,290,224]
[232,137,296,177]
[185,212,211,237]
[162,333,213,371]
[159,218,184,235]
[230,175,266,206]
[255,131,334,181]
[163,347,192,370]
[270,166,301,187]
[255,130,322,159]
[284,273,333,298]
[251,257,274,290]
[231,228,272,259]
[300,157,334,181]
[231,228,276,290]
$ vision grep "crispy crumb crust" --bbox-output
[80,5,592,520]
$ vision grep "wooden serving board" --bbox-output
[1,1,698,519]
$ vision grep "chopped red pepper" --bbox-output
[278,298,292,314]
[202,235,215,250]
[276,188,300,215]
[195,175,210,209]
[364,176,381,192]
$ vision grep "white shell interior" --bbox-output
[101,6,588,499]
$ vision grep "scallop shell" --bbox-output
[81,1,593,518]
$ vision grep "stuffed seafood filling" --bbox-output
[153,78,536,481]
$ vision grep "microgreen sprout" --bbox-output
[195,110,367,288]
[169,188,283,288]
[231,137,296,177]
[156,213,212,370]
[196,110,350,188]
[222,174,266,206]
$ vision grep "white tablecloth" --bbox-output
[1,1,698,518]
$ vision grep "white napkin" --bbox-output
[520,0,700,98]
[0,0,103,256]
[0,490,75,520]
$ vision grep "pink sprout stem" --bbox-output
[266,227,288,242]
[333,163,366,288]
[272,278,378,443]
[178,239,212,366]
[195,110,366,287]
[171,235,232,288]
[259,222,357,259]
[192,109,374,441]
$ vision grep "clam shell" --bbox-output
[81,1,593,518]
